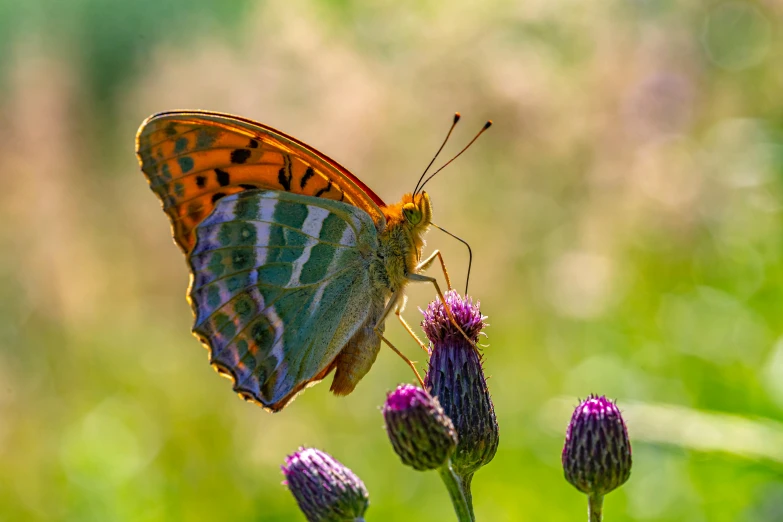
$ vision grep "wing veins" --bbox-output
[140,120,257,150]
[191,261,360,294]
[147,160,286,190]
[139,126,229,151]
[215,276,335,390]
[193,220,359,248]
[190,243,354,266]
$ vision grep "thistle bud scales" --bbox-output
[562,395,632,496]
[383,384,458,471]
[282,447,369,522]
[421,291,499,477]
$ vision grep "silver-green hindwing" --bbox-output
[187,189,380,410]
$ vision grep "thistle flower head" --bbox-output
[383,384,458,471]
[422,289,486,345]
[422,290,498,478]
[281,447,369,521]
[562,395,632,496]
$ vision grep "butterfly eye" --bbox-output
[402,203,422,225]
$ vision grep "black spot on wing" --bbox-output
[278,168,291,191]
[300,166,315,189]
[212,192,227,203]
[231,149,252,164]
[196,175,207,188]
[215,168,230,187]
[314,179,333,198]
[248,138,259,149]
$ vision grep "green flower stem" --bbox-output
[462,472,475,520]
[588,493,604,522]
[438,461,474,522]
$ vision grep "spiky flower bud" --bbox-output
[281,447,369,522]
[422,290,498,478]
[383,384,458,471]
[562,395,632,496]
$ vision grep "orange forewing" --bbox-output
[135,110,387,253]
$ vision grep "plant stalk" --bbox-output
[438,461,474,522]
[462,472,475,520]
[588,493,604,522]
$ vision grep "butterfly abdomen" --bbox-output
[328,194,432,396]
[329,300,386,396]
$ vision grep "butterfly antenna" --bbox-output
[417,120,492,193]
[413,113,461,196]
[431,222,473,295]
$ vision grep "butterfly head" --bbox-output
[402,191,432,231]
[380,191,431,268]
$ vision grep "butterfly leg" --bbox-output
[395,306,430,354]
[415,249,453,290]
[389,294,429,353]
[374,294,425,386]
[376,330,426,387]
[394,250,459,355]
[407,272,479,353]
[411,249,472,345]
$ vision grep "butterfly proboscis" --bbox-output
[386,114,492,366]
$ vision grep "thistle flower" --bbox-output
[383,383,458,471]
[422,290,498,479]
[282,447,369,522]
[562,395,632,496]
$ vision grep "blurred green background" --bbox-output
[1,0,783,520]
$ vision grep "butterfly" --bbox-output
[135,110,488,412]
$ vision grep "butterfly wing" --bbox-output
[135,110,387,253]
[189,189,379,411]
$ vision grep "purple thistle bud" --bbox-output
[422,290,498,478]
[562,395,632,496]
[281,447,369,522]
[383,384,458,471]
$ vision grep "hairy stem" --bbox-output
[588,493,604,522]
[438,461,474,522]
